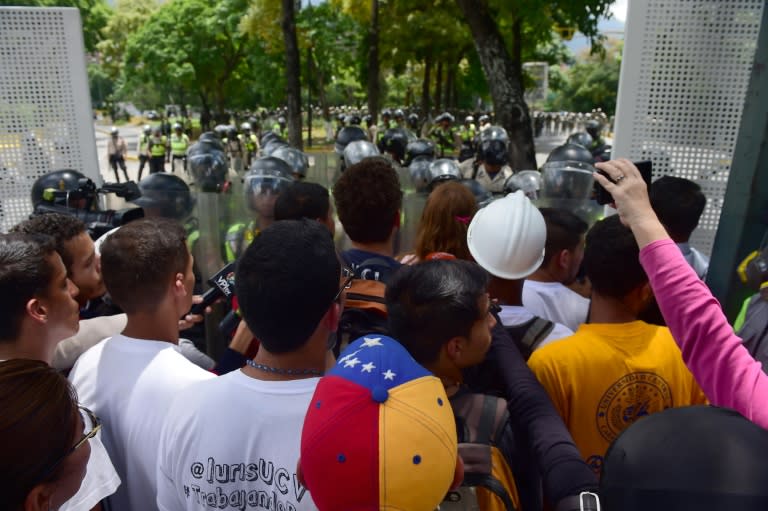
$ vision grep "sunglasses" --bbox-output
[35,405,102,483]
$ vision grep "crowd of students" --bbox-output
[2,156,768,511]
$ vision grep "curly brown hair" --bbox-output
[332,157,402,244]
[415,182,477,261]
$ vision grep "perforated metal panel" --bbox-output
[613,0,764,257]
[0,7,99,231]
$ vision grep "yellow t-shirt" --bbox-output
[528,321,707,475]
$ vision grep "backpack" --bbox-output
[334,257,391,357]
[504,316,554,361]
[439,392,520,511]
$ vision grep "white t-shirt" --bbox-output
[157,370,319,511]
[678,242,709,280]
[69,335,215,511]
[522,280,591,332]
[60,417,121,510]
[497,305,574,351]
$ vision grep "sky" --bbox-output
[611,0,628,22]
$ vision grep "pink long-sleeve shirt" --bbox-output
[640,238,768,428]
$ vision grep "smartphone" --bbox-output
[594,160,652,205]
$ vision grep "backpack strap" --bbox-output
[504,316,554,360]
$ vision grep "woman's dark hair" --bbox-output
[386,259,489,365]
[0,359,79,509]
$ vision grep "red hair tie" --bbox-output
[455,215,471,225]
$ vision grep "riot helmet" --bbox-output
[188,143,228,193]
[408,159,432,193]
[404,138,436,166]
[110,126,119,136]
[334,126,368,155]
[407,113,420,131]
[132,173,194,220]
[363,114,373,126]
[244,157,293,214]
[260,131,284,147]
[241,122,252,132]
[567,131,594,149]
[460,179,493,209]
[585,119,602,140]
[394,108,405,120]
[213,124,229,139]
[345,114,362,126]
[378,128,410,163]
[478,139,509,166]
[478,114,490,125]
[262,138,289,157]
[343,140,380,167]
[277,116,287,125]
[31,169,89,208]
[195,131,225,153]
[465,115,475,124]
[173,122,183,131]
[546,143,594,165]
[271,145,309,179]
[143,125,151,135]
[478,125,509,145]
[504,170,542,200]
[428,158,461,189]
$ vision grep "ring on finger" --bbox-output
[614,174,626,183]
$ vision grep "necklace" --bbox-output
[246,359,323,376]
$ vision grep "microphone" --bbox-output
[189,262,236,315]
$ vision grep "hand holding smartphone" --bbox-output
[594,160,652,205]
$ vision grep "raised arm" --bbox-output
[595,159,768,429]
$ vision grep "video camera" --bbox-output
[33,177,145,239]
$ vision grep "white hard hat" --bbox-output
[466,190,546,280]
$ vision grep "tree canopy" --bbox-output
[89,0,621,143]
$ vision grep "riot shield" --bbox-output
[536,160,604,226]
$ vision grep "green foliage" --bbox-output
[296,4,364,105]
[546,39,622,115]
[121,0,265,115]
[13,0,112,52]
[87,62,113,108]
[96,0,157,81]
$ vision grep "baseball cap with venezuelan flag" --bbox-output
[299,335,460,510]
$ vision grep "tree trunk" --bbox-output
[434,61,443,113]
[367,0,380,125]
[282,0,303,149]
[446,65,455,109]
[311,50,334,141]
[421,54,432,117]
[454,0,536,170]
[199,93,211,132]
